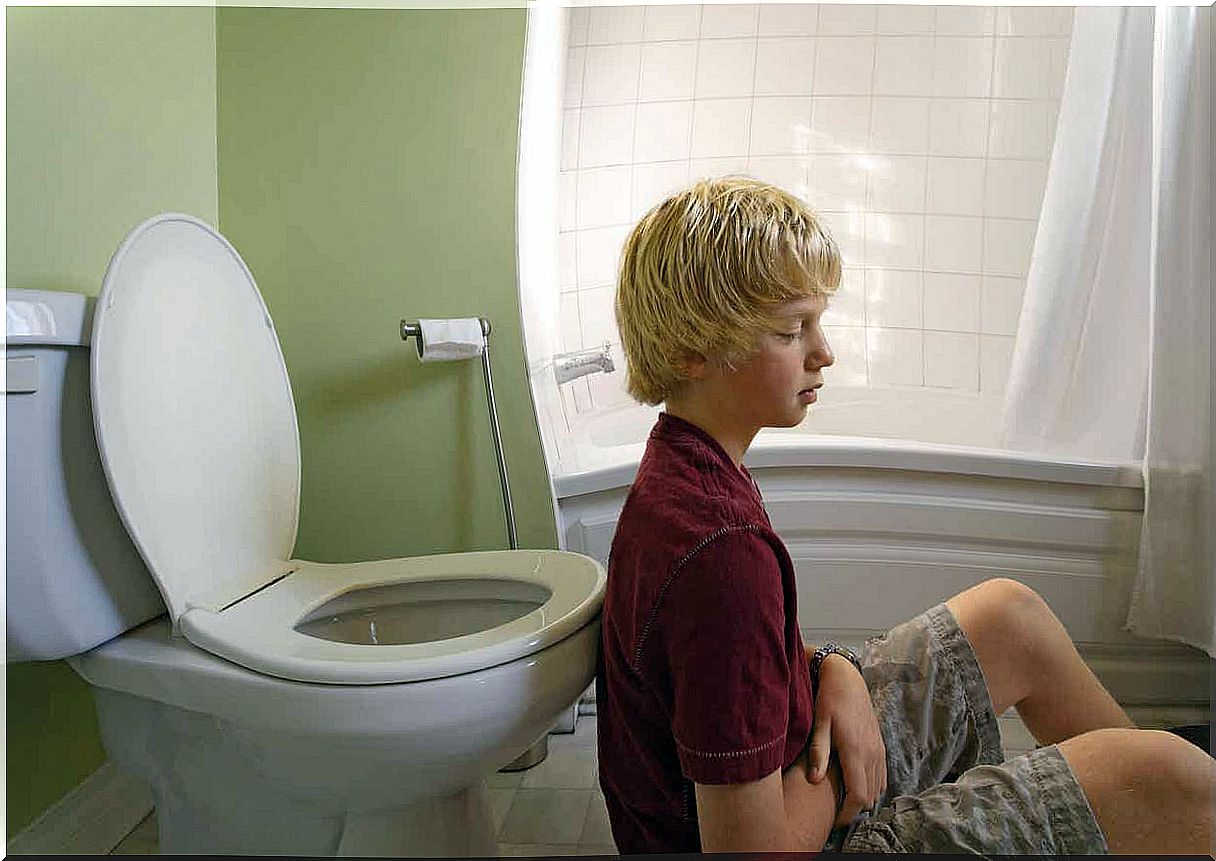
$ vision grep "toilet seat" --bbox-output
[180,550,603,684]
[90,213,603,686]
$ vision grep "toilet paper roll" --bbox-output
[418,318,485,362]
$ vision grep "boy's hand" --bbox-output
[806,653,887,828]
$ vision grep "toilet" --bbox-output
[4,214,606,856]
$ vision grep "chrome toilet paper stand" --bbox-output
[402,317,553,771]
[401,317,517,551]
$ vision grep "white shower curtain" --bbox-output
[1002,6,1212,656]
[1125,5,1213,657]
[1000,7,1153,463]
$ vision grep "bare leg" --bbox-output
[946,580,1214,854]
[945,578,1134,745]
[1056,727,1215,854]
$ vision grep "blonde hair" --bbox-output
[615,176,842,406]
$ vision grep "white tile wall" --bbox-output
[924,272,981,333]
[821,324,868,385]
[870,96,930,153]
[867,269,923,329]
[925,330,981,389]
[557,4,1072,413]
[873,37,934,96]
[640,42,698,101]
[642,4,700,41]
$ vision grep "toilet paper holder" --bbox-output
[400,317,517,550]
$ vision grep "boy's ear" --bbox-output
[677,350,712,380]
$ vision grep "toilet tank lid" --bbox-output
[6,288,94,346]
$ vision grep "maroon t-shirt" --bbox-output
[596,412,814,854]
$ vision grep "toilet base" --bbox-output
[89,687,503,856]
[498,734,549,772]
[152,779,498,857]
[335,788,498,857]
[73,617,602,855]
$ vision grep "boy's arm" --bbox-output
[694,749,844,852]
[801,644,888,826]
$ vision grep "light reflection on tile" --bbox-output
[821,325,868,387]
[866,269,923,329]
[867,326,925,386]
[865,213,924,269]
[822,267,865,327]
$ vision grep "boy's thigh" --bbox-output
[859,602,1005,796]
[828,604,1107,854]
[841,745,1109,854]
[822,602,1007,852]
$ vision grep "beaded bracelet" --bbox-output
[809,642,862,695]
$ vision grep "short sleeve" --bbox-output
[660,529,792,785]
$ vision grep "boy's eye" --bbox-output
[776,331,802,341]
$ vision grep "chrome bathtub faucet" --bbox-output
[554,343,615,385]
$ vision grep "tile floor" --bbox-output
[109,709,1048,856]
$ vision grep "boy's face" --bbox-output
[705,292,835,431]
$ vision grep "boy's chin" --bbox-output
[771,411,808,429]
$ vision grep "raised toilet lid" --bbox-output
[92,214,604,684]
[92,213,302,624]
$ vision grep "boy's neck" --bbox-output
[663,400,758,470]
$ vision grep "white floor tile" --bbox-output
[486,768,527,789]
[551,716,598,752]
[497,842,581,857]
[1002,747,1035,760]
[499,789,594,845]
[110,811,158,855]
[997,713,1038,755]
[578,792,615,846]
[520,747,599,790]
[487,787,518,834]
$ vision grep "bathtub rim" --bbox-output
[553,433,1144,499]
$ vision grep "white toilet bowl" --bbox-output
[73,603,600,855]
[69,549,603,855]
[4,213,606,856]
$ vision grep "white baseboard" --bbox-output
[6,761,153,856]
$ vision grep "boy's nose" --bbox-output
[807,337,834,370]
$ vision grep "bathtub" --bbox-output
[550,386,1209,713]
[552,385,1137,496]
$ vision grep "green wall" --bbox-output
[6,7,219,296]
[5,6,219,839]
[8,3,549,840]
[216,7,550,562]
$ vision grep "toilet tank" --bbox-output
[6,288,166,662]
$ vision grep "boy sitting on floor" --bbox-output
[595,176,1214,855]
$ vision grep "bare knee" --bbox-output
[1130,730,1214,832]
[950,578,1056,652]
[1064,726,1207,774]
[1139,729,1216,799]
[946,579,1060,714]
[1059,728,1215,853]
[979,577,1052,624]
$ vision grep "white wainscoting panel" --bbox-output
[557,461,1208,707]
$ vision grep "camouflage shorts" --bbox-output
[822,603,1109,854]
